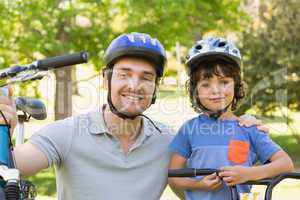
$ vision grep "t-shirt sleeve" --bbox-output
[250,128,281,164]
[28,117,74,167]
[169,123,192,159]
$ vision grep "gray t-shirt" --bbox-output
[29,110,174,200]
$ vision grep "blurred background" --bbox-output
[0,0,299,199]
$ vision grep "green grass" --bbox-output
[270,134,300,167]
[158,85,186,99]
[28,168,56,197]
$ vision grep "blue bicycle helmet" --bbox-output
[104,32,166,77]
[186,37,242,75]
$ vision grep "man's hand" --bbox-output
[198,173,223,191]
[238,114,269,133]
[219,166,251,186]
[0,87,17,135]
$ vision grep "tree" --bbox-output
[0,0,245,119]
[239,0,300,142]
[121,0,245,47]
[0,0,117,119]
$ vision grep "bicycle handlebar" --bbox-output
[0,51,88,80]
[168,168,220,177]
[36,51,88,70]
[169,168,300,200]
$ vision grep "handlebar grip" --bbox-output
[36,51,88,70]
[168,168,219,177]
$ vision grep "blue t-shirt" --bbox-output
[169,115,281,200]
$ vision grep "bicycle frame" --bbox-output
[0,52,88,200]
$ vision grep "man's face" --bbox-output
[108,57,157,117]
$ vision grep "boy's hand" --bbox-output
[238,114,269,133]
[219,166,251,186]
[198,173,223,191]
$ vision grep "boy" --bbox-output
[168,37,294,200]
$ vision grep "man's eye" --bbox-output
[143,76,154,81]
[118,73,128,78]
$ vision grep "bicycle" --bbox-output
[0,52,88,200]
[168,168,300,200]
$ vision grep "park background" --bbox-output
[0,0,299,199]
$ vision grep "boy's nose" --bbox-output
[211,84,221,94]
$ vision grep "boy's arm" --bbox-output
[219,150,294,186]
[168,153,222,191]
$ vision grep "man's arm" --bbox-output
[239,114,269,133]
[0,89,50,176]
[13,142,49,176]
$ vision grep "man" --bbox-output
[0,32,267,200]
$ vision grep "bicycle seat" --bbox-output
[15,97,47,120]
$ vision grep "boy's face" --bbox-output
[196,73,235,112]
[107,57,157,117]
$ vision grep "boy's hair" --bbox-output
[186,58,245,113]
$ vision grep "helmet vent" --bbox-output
[195,45,202,50]
[218,42,226,47]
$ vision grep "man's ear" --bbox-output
[103,77,108,90]
[151,83,159,104]
[102,69,109,90]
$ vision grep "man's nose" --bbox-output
[127,76,141,89]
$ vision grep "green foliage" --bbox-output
[0,0,119,70]
[122,0,245,48]
[164,68,177,77]
[28,167,56,196]
[239,0,300,115]
[0,0,245,101]
[0,0,245,70]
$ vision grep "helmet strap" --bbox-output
[198,99,233,120]
[151,87,157,104]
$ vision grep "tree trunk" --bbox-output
[53,0,72,120]
[54,66,72,120]
[72,67,79,95]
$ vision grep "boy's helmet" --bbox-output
[186,37,241,75]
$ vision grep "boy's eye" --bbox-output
[200,83,209,87]
[220,80,229,85]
